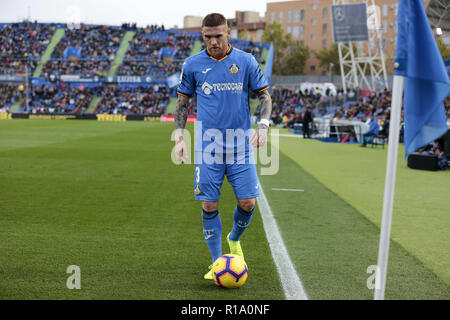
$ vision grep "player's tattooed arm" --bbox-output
[250,89,272,148]
[174,94,190,139]
[173,94,190,163]
[256,89,272,129]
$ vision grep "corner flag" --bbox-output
[394,0,450,157]
[375,0,450,300]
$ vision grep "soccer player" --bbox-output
[174,13,272,280]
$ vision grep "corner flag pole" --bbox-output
[374,74,404,300]
[374,0,450,299]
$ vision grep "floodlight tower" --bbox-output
[332,0,388,93]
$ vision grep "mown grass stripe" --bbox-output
[258,143,449,299]
[257,182,308,300]
[0,121,284,299]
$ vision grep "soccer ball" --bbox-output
[212,254,248,288]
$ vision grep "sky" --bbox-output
[0,0,269,29]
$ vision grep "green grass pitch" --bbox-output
[0,120,448,299]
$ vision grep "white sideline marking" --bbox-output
[272,188,304,192]
[270,133,303,138]
[257,183,309,300]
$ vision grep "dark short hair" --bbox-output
[202,13,228,28]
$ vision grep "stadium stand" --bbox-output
[1,20,448,125]
[0,22,54,75]
[94,83,170,115]
[41,23,126,80]
[27,82,101,114]
[0,83,26,112]
[117,29,199,78]
[0,21,269,117]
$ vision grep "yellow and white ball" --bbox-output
[212,254,248,288]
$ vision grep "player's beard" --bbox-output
[208,44,228,59]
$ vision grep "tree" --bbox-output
[262,21,293,75]
[281,42,310,75]
[315,43,362,75]
[238,29,251,41]
[436,36,450,60]
[314,43,340,74]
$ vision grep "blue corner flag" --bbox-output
[394,0,450,157]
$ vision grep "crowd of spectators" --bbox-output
[0,83,26,112]
[116,29,266,78]
[1,21,266,81]
[42,59,110,79]
[41,24,125,80]
[262,87,396,128]
[0,58,38,76]
[263,87,448,145]
[0,21,266,117]
[117,29,199,78]
[261,87,339,127]
[2,21,448,126]
[94,83,169,115]
[123,29,195,60]
[27,82,99,114]
[51,24,124,60]
[117,59,182,79]
[0,82,99,114]
[0,21,54,74]
[121,23,165,33]
[0,81,171,115]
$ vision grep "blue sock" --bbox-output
[229,205,254,241]
[202,209,222,263]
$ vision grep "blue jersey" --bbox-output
[177,46,269,155]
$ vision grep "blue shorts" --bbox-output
[193,153,260,202]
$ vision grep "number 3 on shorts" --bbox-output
[195,166,200,183]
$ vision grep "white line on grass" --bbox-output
[257,183,309,300]
[270,133,303,138]
[272,188,304,192]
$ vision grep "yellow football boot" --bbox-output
[204,263,213,280]
[227,233,245,260]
